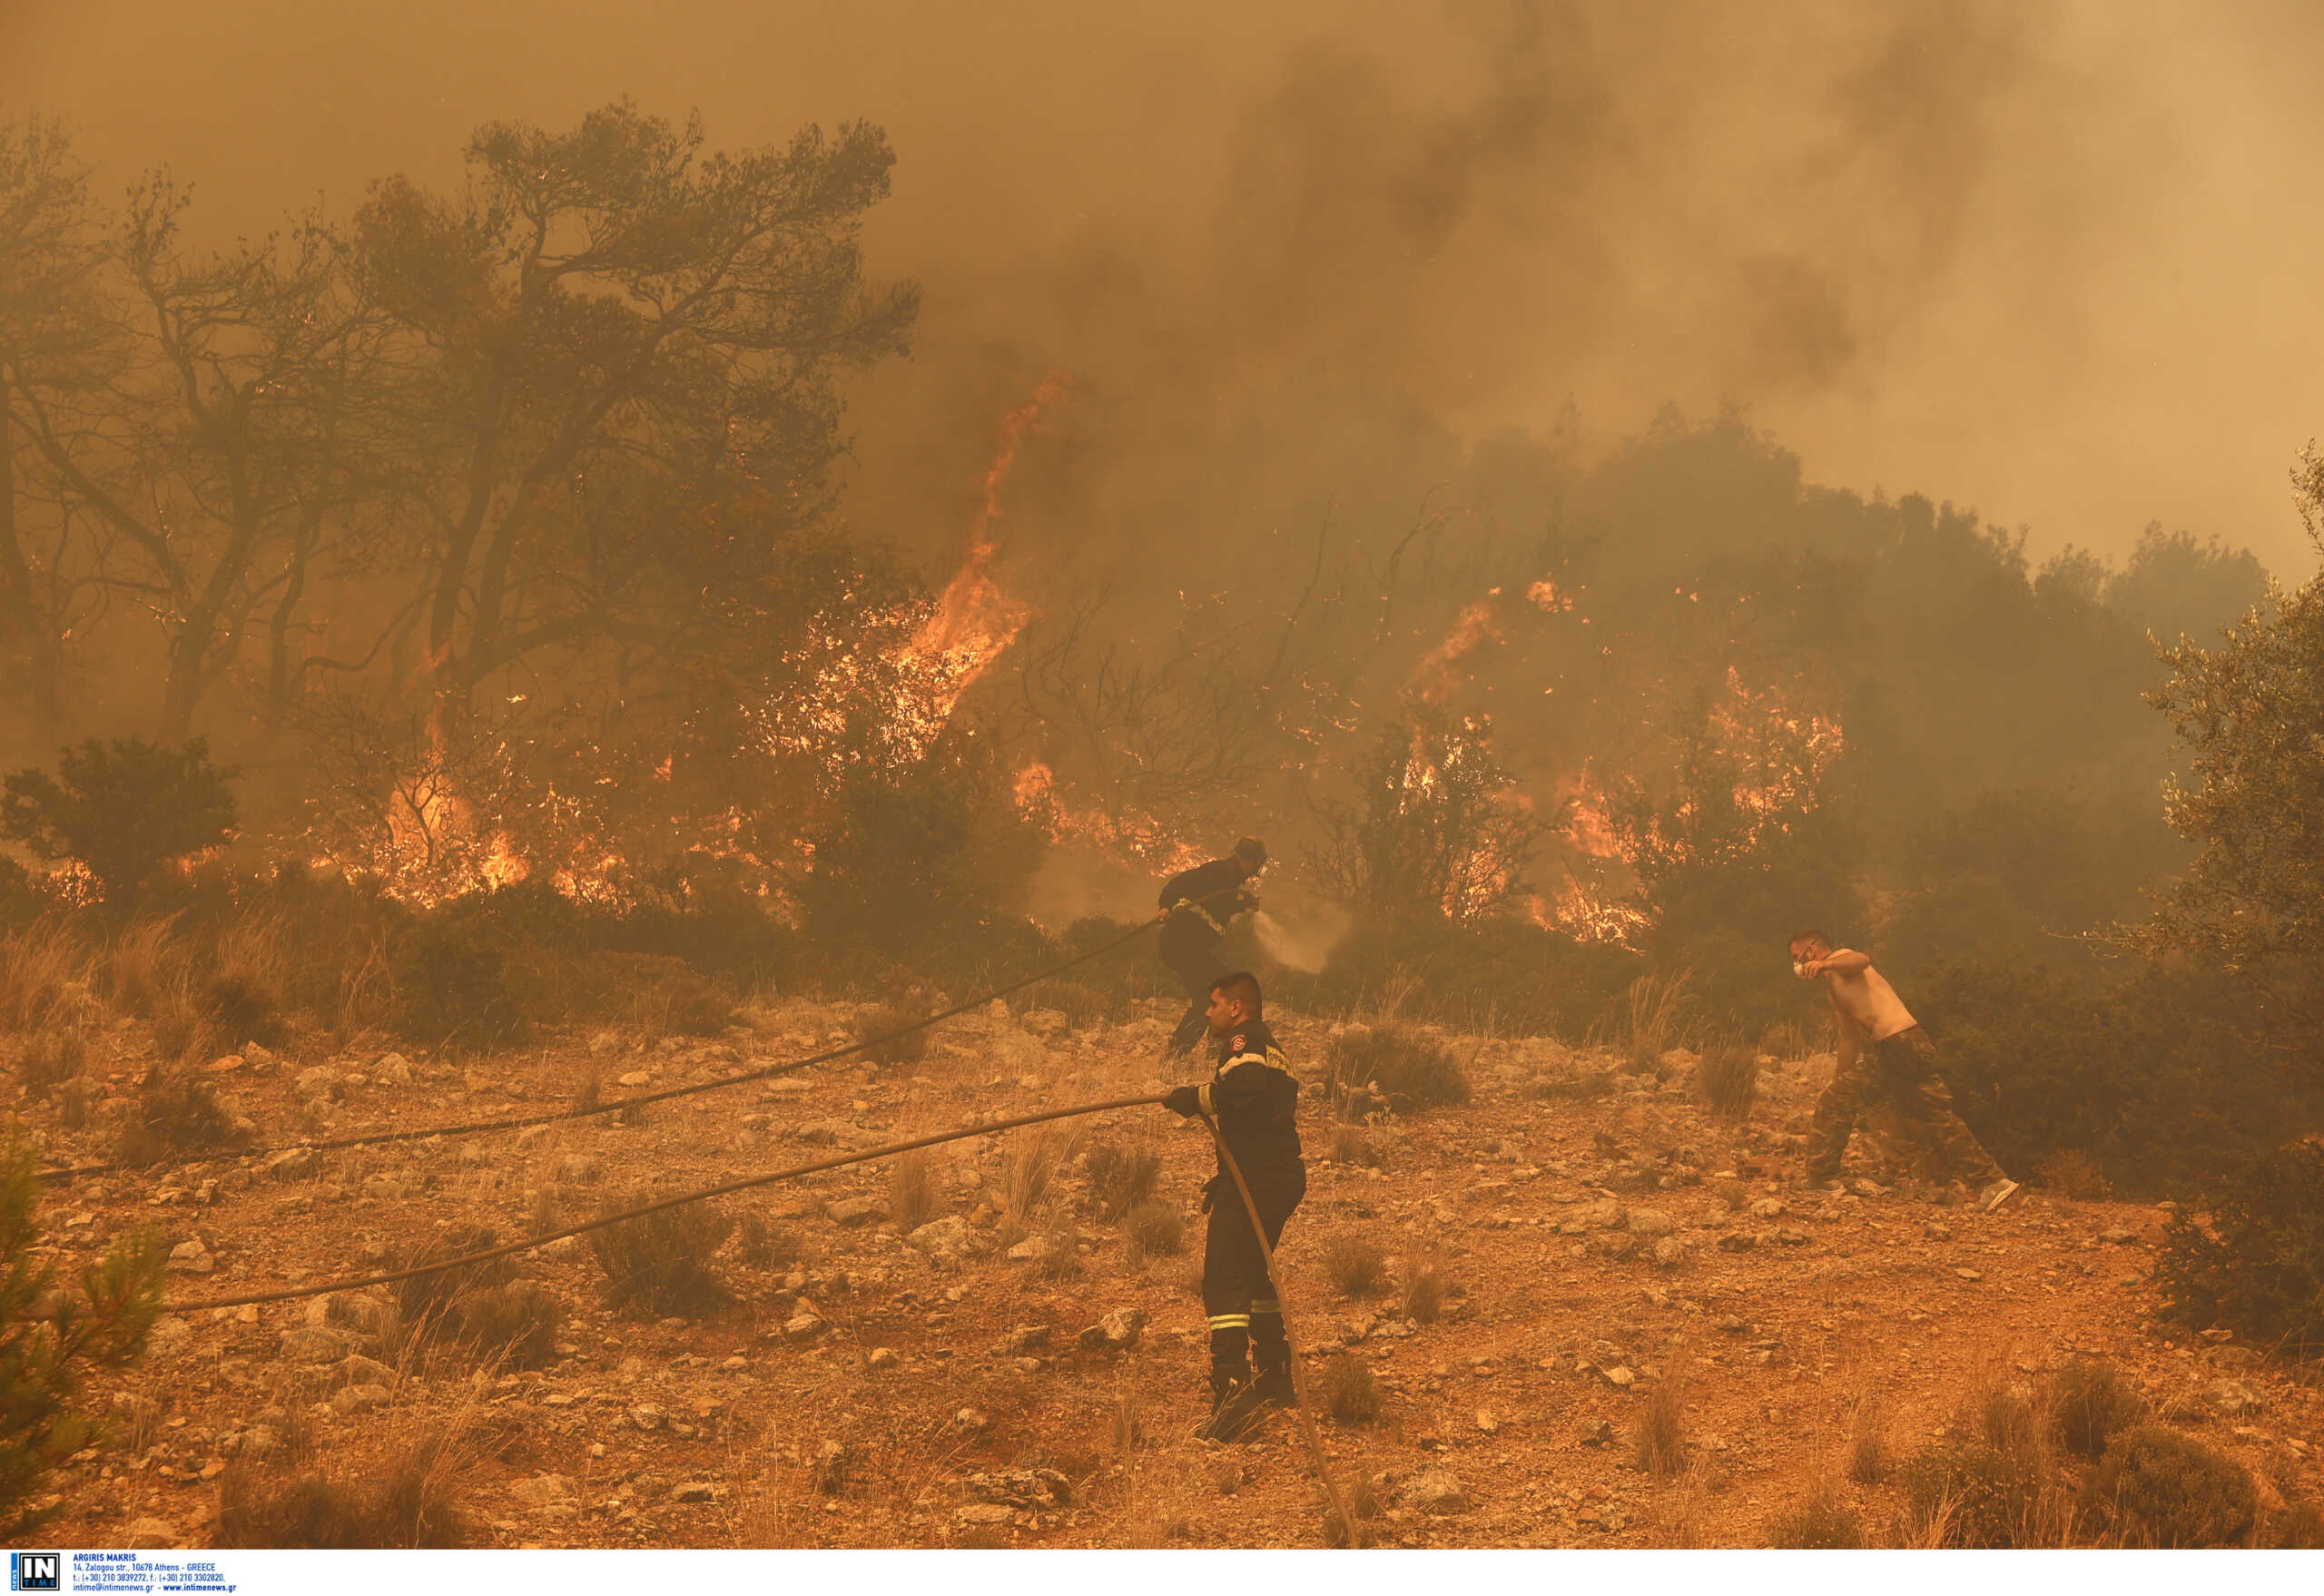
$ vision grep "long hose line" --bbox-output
[169,1091,1169,1314]
[1199,1112,1359,1548]
[40,882,1246,1182]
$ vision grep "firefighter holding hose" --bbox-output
[1161,970,1305,1442]
[1157,836,1267,1057]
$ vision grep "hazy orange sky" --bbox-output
[6,0,2320,573]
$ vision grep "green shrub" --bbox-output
[1766,1485,1865,1549]
[2046,1360,2145,1462]
[2092,1425,2256,1548]
[0,1132,166,1537]
[2155,1138,2324,1358]
[1920,961,2315,1197]
[1322,1023,1469,1118]
[0,736,238,910]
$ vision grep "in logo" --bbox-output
[10,1553,59,1592]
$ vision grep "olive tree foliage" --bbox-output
[2132,443,2324,1086]
[345,102,921,724]
[0,115,113,736]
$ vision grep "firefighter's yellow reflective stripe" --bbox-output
[1251,1300,1280,1315]
[1197,1081,1216,1116]
[1208,1314,1251,1329]
[1166,898,1226,935]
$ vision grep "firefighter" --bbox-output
[1160,970,1305,1442]
[1157,837,1267,1057]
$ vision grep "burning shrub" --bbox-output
[1316,1355,1382,1424]
[1695,1042,1758,1120]
[1765,1486,1866,1550]
[2090,1425,2256,1548]
[1323,1024,1469,1118]
[852,1000,931,1066]
[1308,708,1543,926]
[2047,1360,2145,1462]
[1123,1200,1183,1259]
[113,1066,248,1167]
[588,1197,734,1316]
[216,1432,469,1549]
[0,736,239,911]
[1319,1231,1388,1298]
[2154,1138,2324,1359]
[0,1131,166,1540]
[1084,1143,1160,1221]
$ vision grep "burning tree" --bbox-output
[1310,707,1544,925]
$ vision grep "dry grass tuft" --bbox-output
[1084,1143,1161,1220]
[1399,1251,1448,1325]
[1316,1354,1382,1424]
[1123,1200,1183,1259]
[0,923,88,1034]
[2093,1424,2257,1548]
[1766,1483,1866,1549]
[1622,968,1692,1074]
[1847,1386,1891,1484]
[14,1023,86,1098]
[888,1150,939,1229]
[588,1197,734,1316]
[113,1065,248,1167]
[1319,1230,1389,1298]
[1000,1124,1079,1235]
[1632,1378,1688,1480]
[215,1430,470,1548]
[1696,1043,1758,1121]
[1323,1023,1469,1118]
[2034,1148,2112,1201]
[2047,1359,2145,1461]
[852,1001,931,1066]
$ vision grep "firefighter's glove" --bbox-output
[1162,1085,1203,1118]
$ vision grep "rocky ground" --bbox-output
[15,995,2323,1549]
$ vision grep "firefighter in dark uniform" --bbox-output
[1157,837,1266,1057]
[1161,970,1305,1442]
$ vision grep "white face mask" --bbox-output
[1792,960,1812,979]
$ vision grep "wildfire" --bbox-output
[1012,761,1206,872]
[896,370,1069,727]
[1531,886,1649,945]
[1407,591,1503,704]
[1709,666,1846,842]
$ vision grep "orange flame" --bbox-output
[900,370,1069,723]
[1407,590,1503,704]
[1013,761,1205,872]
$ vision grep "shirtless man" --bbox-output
[1789,928,2020,1212]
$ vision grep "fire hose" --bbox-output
[166,1090,1358,1545]
[39,882,1255,1182]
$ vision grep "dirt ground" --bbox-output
[18,995,2323,1549]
